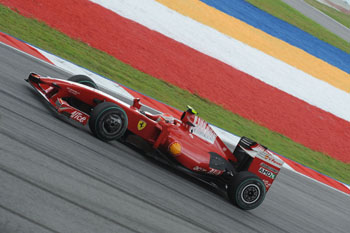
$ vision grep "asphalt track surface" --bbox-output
[282,0,350,42]
[0,43,349,233]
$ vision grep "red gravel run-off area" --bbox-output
[2,0,349,162]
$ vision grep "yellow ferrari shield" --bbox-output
[137,120,147,131]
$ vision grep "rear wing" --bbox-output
[233,137,283,191]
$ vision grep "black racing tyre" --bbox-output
[68,75,98,89]
[227,171,266,210]
[89,102,128,141]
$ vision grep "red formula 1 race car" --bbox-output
[26,73,283,210]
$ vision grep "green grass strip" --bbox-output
[246,0,350,53]
[305,0,350,28]
[1,4,349,184]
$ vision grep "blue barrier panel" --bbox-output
[200,0,350,73]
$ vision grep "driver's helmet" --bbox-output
[181,105,198,126]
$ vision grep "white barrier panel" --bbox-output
[90,0,350,122]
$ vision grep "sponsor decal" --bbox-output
[192,166,223,175]
[190,117,217,144]
[70,111,87,123]
[258,167,276,180]
[67,87,80,95]
[207,168,223,176]
[255,147,284,167]
[263,179,272,189]
[193,166,207,172]
[260,162,278,173]
[137,120,147,131]
[264,155,284,167]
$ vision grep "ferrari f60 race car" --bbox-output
[26,73,283,210]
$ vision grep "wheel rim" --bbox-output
[241,184,261,204]
[101,113,123,136]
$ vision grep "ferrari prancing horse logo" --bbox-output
[137,120,147,131]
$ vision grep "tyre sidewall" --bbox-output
[89,102,128,141]
[228,172,266,210]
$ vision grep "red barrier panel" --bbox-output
[0,32,53,64]
[278,156,350,194]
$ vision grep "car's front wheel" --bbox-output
[89,102,128,141]
[227,171,266,210]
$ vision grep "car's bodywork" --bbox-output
[26,73,283,210]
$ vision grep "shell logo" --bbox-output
[169,142,182,156]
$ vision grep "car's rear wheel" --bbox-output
[227,171,266,210]
[89,102,128,141]
[68,75,98,89]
